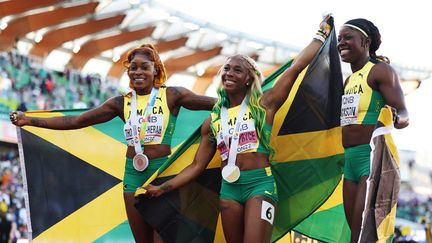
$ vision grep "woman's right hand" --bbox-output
[144,184,166,197]
[9,111,26,127]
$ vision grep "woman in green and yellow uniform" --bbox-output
[144,16,332,243]
[337,18,409,242]
[10,44,216,243]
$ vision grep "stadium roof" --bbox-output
[1,0,430,94]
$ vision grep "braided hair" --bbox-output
[344,18,390,64]
[123,44,168,88]
[210,55,274,159]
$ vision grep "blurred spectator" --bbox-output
[0,50,121,112]
[397,191,432,226]
[0,148,27,241]
[0,201,14,243]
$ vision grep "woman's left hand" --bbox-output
[384,105,399,126]
[319,14,333,37]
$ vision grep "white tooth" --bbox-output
[225,80,235,85]
[340,50,349,55]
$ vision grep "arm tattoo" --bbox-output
[113,96,124,111]
[161,183,173,192]
[113,96,124,120]
[192,96,216,107]
[85,111,114,124]
[62,116,74,126]
[30,117,48,127]
[170,87,182,97]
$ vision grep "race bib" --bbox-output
[261,200,275,225]
[216,120,258,160]
[123,122,134,146]
[217,139,229,161]
[143,114,164,143]
[340,94,360,126]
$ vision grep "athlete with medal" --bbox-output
[128,87,159,172]
[337,19,409,242]
[145,16,333,243]
[10,44,216,243]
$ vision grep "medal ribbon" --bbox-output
[220,95,249,167]
[129,88,159,155]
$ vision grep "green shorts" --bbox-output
[123,156,168,192]
[220,167,278,204]
[344,144,371,183]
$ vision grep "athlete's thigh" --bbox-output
[123,192,154,243]
[343,178,358,227]
[220,199,245,243]
[243,195,276,243]
[350,176,368,242]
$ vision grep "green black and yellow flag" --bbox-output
[18,110,128,242]
[292,177,350,242]
[358,107,400,243]
[18,23,350,242]
[267,25,345,242]
[135,127,224,242]
[134,25,347,242]
[17,108,209,242]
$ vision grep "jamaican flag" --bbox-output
[267,25,345,242]
[18,22,347,242]
[134,24,346,242]
[16,108,209,242]
[358,107,400,243]
[134,126,224,242]
[292,178,351,242]
[291,77,403,243]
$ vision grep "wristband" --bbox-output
[314,33,326,43]
[317,29,328,38]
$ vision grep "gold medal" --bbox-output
[222,165,240,183]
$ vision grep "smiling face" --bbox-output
[127,53,156,93]
[337,26,370,64]
[220,56,252,96]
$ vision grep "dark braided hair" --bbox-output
[344,18,390,64]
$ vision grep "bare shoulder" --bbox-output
[98,95,124,118]
[166,86,190,105]
[370,62,398,85]
[167,86,189,97]
[372,61,395,74]
[106,95,124,110]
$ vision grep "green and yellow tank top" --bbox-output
[210,105,271,161]
[341,61,385,126]
[123,86,176,146]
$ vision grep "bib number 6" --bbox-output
[261,200,275,225]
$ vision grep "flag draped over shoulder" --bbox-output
[358,107,400,243]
